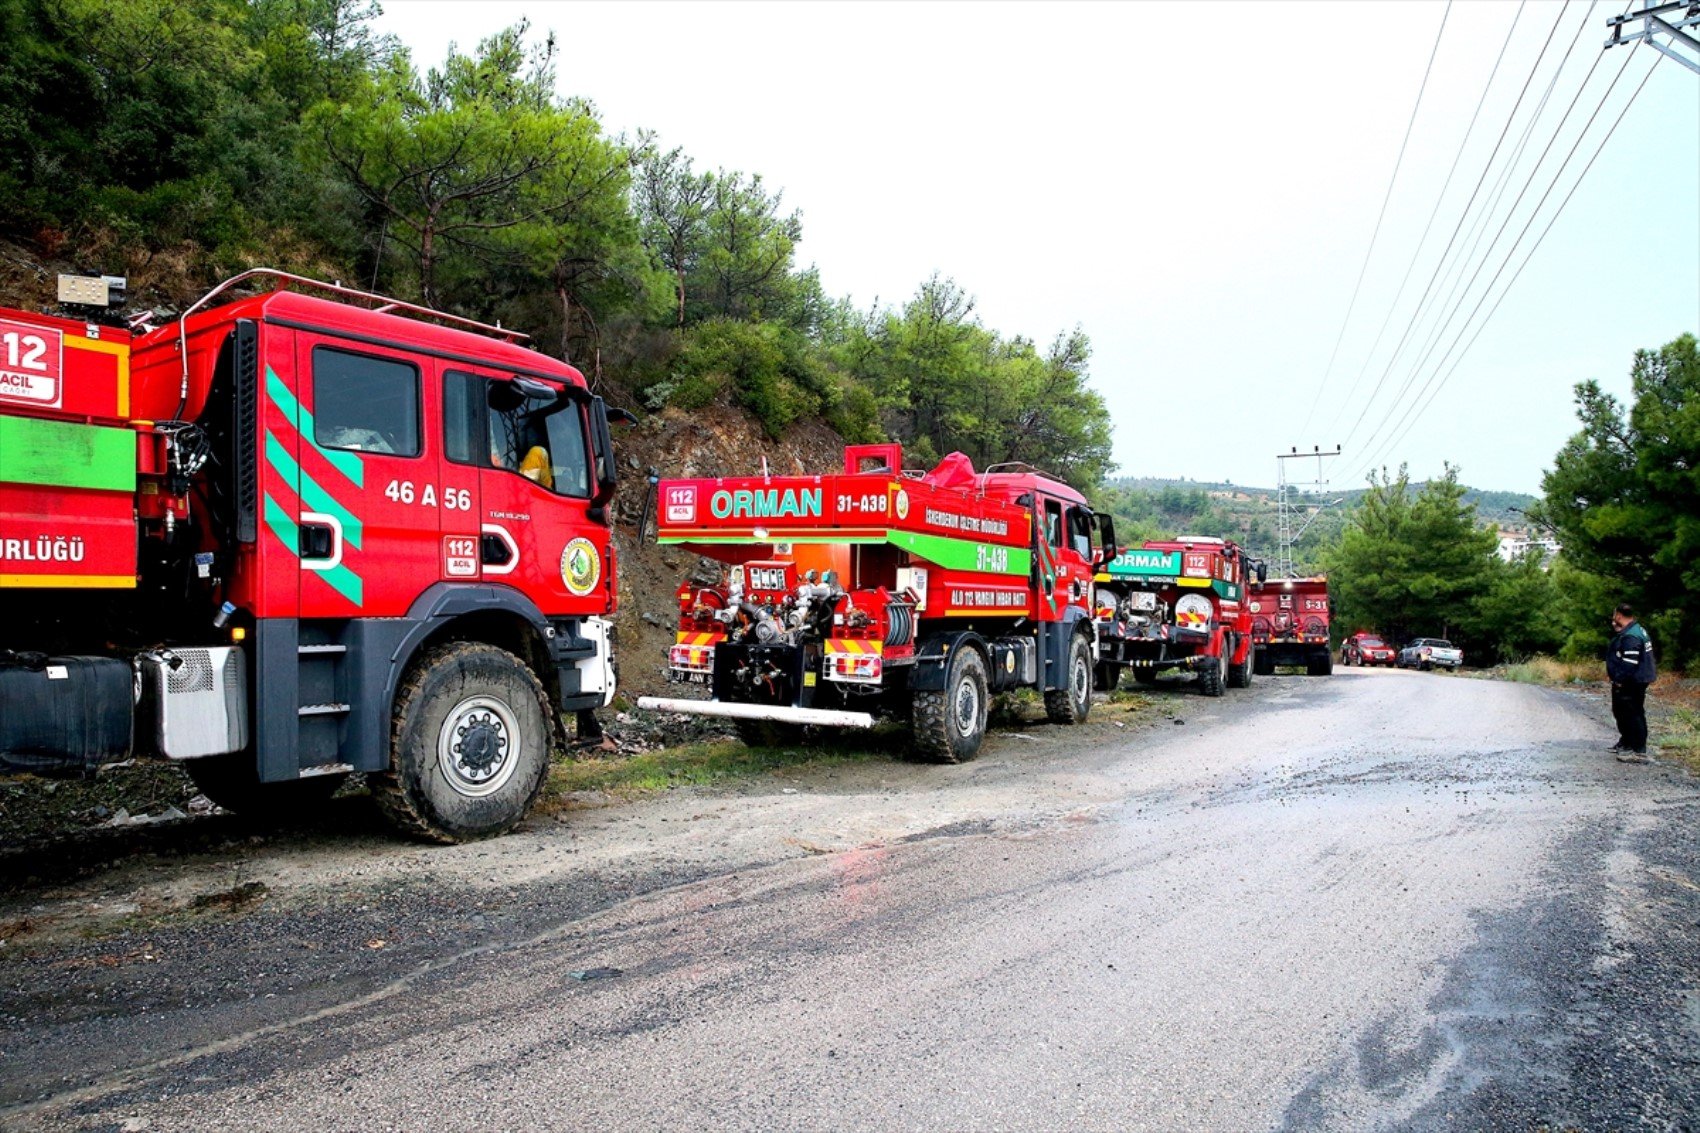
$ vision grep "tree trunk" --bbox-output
[420,222,437,309]
[557,286,574,365]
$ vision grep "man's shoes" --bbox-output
[1609,742,1625,752]
[1615,750,1653,764]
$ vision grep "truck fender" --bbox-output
[909,631,990,692]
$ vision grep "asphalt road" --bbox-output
[3,667,1698,1131]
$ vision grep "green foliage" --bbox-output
[823,276,1114,483]
[305,23,641,315]
[1539,334,1700,667]
[1323,465,1559,662]
[0,10,1114,488]
[674,320,807,437]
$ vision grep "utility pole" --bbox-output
[1275,446,1342,577]
[1606,1,1700,75]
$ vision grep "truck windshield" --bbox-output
[488,391,590,499]
[445,370,591,499]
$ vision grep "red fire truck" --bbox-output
[637,445,1117,761]
[0,271,622,841]
[1248,576,1334,676]
[1091,537,1261,695]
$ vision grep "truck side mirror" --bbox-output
[1256,561,1268,583]
[589,395,617,513]
[1095,513,1118,569]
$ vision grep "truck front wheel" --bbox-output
[1227,635,1253,689]
[1198,643,1228,697]
[374,642,553,843]
[914,646,989,762]
[1045,633,1093,725]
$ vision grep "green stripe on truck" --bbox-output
[0,416,135,491]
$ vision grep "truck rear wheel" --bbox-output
[374,642,553,844]
[186,755,347,819]
[1093,661,1120,693]
[1045,633,1093,725]
[913,647,989,762]
[1308,652,1335,676]
[1198,644,1228,697]
[1253,649,1274,677]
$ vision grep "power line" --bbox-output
[1321,1,1529,443]
[1392,5,1590,418]
[1361,52,1667,478]
[1355,34,1638,475]
[1349,1,1613,467]
[1326,1,1575,459]
[1387,43,1574,420]
[1296,1,1453,440]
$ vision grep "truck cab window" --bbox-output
[1044,499,1063,549]
[486,381,591,499]
[312,346,420,456]
[442,370,485,466]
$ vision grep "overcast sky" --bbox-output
[376,0,1699,494]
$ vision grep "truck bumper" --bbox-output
[636,697,874,729]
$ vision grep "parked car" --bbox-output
[1398,638,1463,670]
[1342,633,1397,667]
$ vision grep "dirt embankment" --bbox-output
[603,406,847,703]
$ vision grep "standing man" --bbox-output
[1607,603,1657,762]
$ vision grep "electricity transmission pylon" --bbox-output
[1606,1,1700,75]
[1275,446,1342,577]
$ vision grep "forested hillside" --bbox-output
[1095,476,1536,574]
[0,0,1111,484]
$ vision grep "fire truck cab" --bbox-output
[0,272,621,841]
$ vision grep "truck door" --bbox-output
[292,336,438,617]
[475,377,608,616]
[1059,503,1096,611]
[439,370,487,582]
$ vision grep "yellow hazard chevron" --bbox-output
[674,631,722,646]
[825,638,883,656]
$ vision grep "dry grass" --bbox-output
[1652,680,1700,773]
[1497,657,1602,686]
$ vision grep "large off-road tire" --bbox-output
[373,641,553,844]
[913,646,989,763]
[1045,632,1093,725]
[185,754,347,819]
[1307,651,1335,676]
[1093,661,1121,693]
[1227,636,1253,689]
[1198,645,1228,697]
[734,718,807,748]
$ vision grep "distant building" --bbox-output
[1497,531,1561,565]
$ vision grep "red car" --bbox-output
[1342,633,1396,667]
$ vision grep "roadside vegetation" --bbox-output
[0,1,1111,484]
